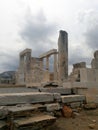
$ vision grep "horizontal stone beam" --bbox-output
[14,115,56,128]
[0,92,54,105]
[39,49,58,58]
[0,87,39,93]
[61,95,86,103]
[20,48,32,56]
[39,87,72,95]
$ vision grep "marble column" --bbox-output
[46,56,49,70]
[58,30,68,82]
[20,55,24,72]
[54,53,57,80]
[40,58,44,70]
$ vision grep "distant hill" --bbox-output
[0,71,16,79]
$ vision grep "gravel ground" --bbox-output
[46,109,98,130]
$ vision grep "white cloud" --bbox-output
[19,9,58,56]
[0,0,98,73]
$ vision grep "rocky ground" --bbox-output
[46,108,98,130]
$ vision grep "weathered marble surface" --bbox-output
[0,92,54,105]
[39,87,71,95]
[58,30,68,82]
[61,95,86,103]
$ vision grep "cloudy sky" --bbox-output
[0,0,98,73]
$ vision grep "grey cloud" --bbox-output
[68,9,98,69]
[69,47,91,66]
[84,24,98,50]
[19,10,57,57]
[0,51,19,72]
[0,10,57,73]
[78,10,98,50]
[69,55,90,66]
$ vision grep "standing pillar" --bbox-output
[54,53,57,80]
[40,58,44,70]
[58,30,68,82]
[20,55,24,72]
[46,56,49,70]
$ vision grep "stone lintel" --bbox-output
[39,49,58,59]
[20,48,32,56]
[95,95,98,103]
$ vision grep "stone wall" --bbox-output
[27,57,43,84]
[16,48,58,86]
[80,68,98,82]
[69,62,86,82]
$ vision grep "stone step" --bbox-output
[95,95,98,103]
[0,87,38,94]
[7,104,46,119]
[0,106,8,119]
[13,114,56,130]
[0,121,7,130]
[39,87,71,95]
[61,95,86,103]
[45,103,61,112]
[0,92,54,105]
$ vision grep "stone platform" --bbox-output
[39,87,71,95]
[14,114,56,130]
[0,92,54,105]
[0,86,87,130]
[0,87,38,94]
[61,95,86,103]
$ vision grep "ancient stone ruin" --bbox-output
[15,30,68,87]
[0,30,98,130]
[58,31,68,82]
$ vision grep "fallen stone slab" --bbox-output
[84,103,97,110]
[45,103,61,112]
[14,114,56,130]
[7,104,46,118]
[0,92,54,105]
[0,87,39,94]
[53,93,61,102]
[61,95,86,103]
[39,87,71,95]
[0,106,8,119]
[70,102,81,108]
[0,121,7,130]
[8,104,44,113]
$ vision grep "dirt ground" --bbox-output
[47,108,98,130]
